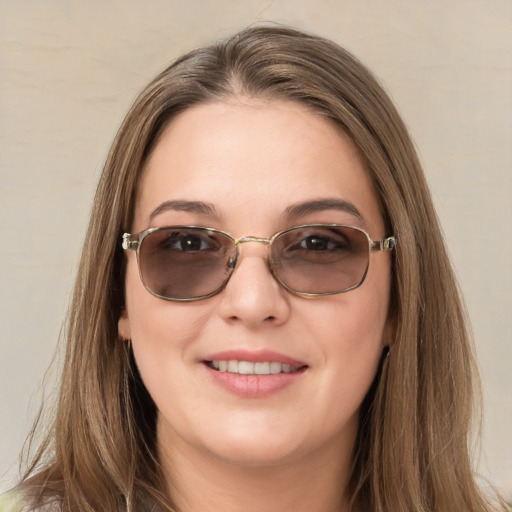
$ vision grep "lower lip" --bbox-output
[204,364,306,398]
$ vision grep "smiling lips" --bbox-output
[203,350,308,398]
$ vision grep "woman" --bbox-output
[2,25,505,511]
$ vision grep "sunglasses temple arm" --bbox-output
[122,233,139,251]
[371,236,396,252]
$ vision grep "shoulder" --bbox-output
[0,490,26,512]
[0,490,60,512]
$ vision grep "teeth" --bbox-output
[238,361,254,374]
[270,361,282,374]
[254,362,270,375]
[282,364,292,373]
[209,360,300,375]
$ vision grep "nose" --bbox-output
[218,244,291,327]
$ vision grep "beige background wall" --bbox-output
[1,0,511,498]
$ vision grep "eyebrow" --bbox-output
[149,200,219,222]
[148,198,363,225]
[282,198,364,221]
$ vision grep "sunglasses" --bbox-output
[121,224,396,301]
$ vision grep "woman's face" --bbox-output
[119,99,393,468]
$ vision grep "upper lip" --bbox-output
[203,349,307,367]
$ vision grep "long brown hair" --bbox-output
[17,25,502,511]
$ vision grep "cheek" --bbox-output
[125,294,214,427]
[305,281,391,402]
[122,260,204,379]
[313,287,390,352]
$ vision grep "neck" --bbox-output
[157,420,354,512]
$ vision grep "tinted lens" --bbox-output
[138,227,235,299]
[271,225,370,294]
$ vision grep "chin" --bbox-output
[196,417,351,469]
[206,437,307,468]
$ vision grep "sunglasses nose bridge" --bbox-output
[234,236,272,246]
[228,236,273,271]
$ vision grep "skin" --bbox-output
[119,98,393,512]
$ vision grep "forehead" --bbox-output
[135,99,383,234]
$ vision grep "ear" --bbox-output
[118,307,131,340]
[382,312,396,348]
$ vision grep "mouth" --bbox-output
[202,350,309,397]
[205,360,307,375]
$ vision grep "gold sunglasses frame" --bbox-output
[122,224,396,301]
